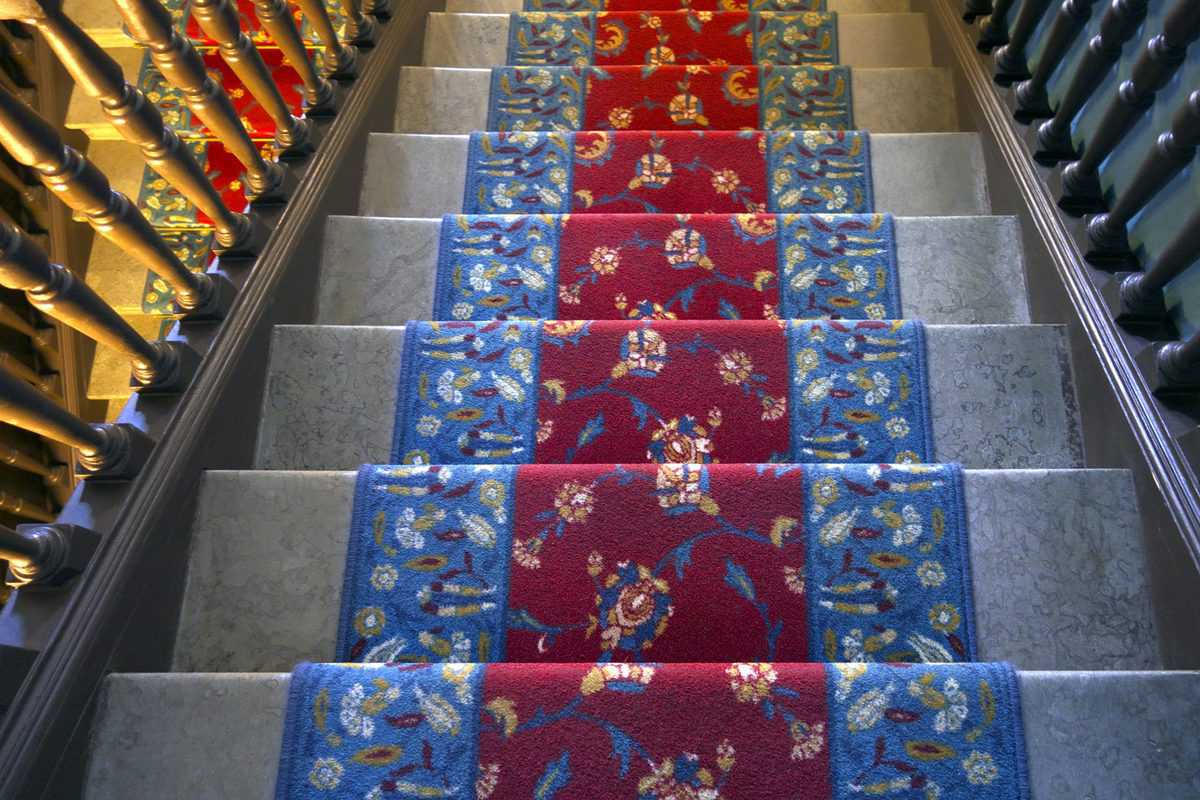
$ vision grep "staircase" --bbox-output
[79,2,1200,798]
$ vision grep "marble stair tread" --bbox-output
[359,132,991,217]
[253,323,1083,471]
[393,66,960,134]
[82,670,1200,800]
[316,214,1031,326]
[446,0,914,11]
[423,12,934,68]
[173,467,1157,673]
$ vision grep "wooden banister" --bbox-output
[293,0,358,79]
[251,0,338,116]
[1013,0,1096,122]
[993,0,1055,85]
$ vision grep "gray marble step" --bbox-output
[316,215,1030,326]
[446,0,914,11]
[82,670,1200,800]
[253,323,1083,471]
[394,67,959,134]
[173,468,1156,673]
[359,133,991,218]
[423,12,933,68]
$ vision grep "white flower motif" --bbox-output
[370,564,399,591]
[892,504,922,546]
[916,560,946,587]
[339,684,375,738]
[395,507,425,549]
[885,417,910,439]
[436,369,463,404]
[845,265,870,292]
[864,303,887,319]
[826,184,848,210]
[308,758,343,790]
[962,751,999,785]
[934,678,968,732]
[416,415,441,438]
[468,263,492,292]
[490,183,514,209]
[864,371,890,405]
[451,302,474,320]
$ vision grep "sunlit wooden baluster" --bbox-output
[0,442,68,489]
[993,0,1055,85]
[342,0,376,48]
[2,0,265,256]
[0,300,59,363]
[0,362,153,479]
[1086,90,1200,269]
[977,0,1017,52]
[1112,206,1200,336]
[0,493,54,523]
[1013,0,1096,121]
[112,0,293,204]
[1060,0,1200,213]
[251,0,337,116]
[0,222,198,393]
[963,0,993,23]
[1,520,99,587]
[1033,0,1148,165]
[190,0,314,158]
[1150,326,1200,402]
[0,86,235,318]
[293,0,358,79]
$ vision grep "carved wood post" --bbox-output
[0,222,199,392]
[1013,0,1096,122]
[0,363,154,479]
[190,0,314,158]
[977,0,1017,52]
[342,0,376,47]
[251,0,337,116]
[112,0,293,204]
[993,0,1055,85]
[0,85,235,318]
[1033,0,1148,165]
[2,0,265,256]
[1086,90,1200,269]
[293,0,358,79]
[1060,0,1200,213]
[1113,205,1200,333]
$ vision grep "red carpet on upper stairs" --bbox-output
[522,0,828,10]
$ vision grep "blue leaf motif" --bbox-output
[717,298,741,320]
[534,751,571,799]
[723,559,756,602]
[577,413,605,448]
[608,727,636,777]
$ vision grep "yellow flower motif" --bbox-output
[794,347,820,376]
[554,480,595,523]
[353,607,385,637]
[308,757,343,790]
[733,213,776,238]
[608,106,634,129]
[667,93,708,126]
[790,720,826,761]
[645,14,662,27]
[580,662,655,695]
[929,603,961,633]
[618,328,668,376]
[544,320,586,338]
[726,662,777,704]
[655,463,704,509]
[761,394,786,421]
[710,168,740,195]
[536,418,555,443]
[811,476,839,505]
[963,751,999,785]
[589,245,620,274]
[664,227,712,269]
[647,45,676,65]
[716,349,754,384]
[630,152,673,190]
[479,479,506,510]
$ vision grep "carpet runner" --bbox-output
[275,661,1028,799]
[392,319,932,465]
[523,0,828,10]
[435,213,898,321]
[465,130,872,214]
[487,65,852,132]
[341,463,973,664]
[506,11,839,67]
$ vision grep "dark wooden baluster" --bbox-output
[1033,0,1148,165]
[293,0,358,80]
[1086,90,1200,269]
[994,0,1056,85]
[1112,205,1200,335]
[964,0,993,24]
[0,363,153,479]
[190,0,314,158]
[978,0,1018,52]
[363,0,391,21]
[343,0,376,48]
[1060,0,1200,213]
[1014,0,1097,122]
[2,521,98,588]
[8,1,266,257]
[1151,328,1200,402]
[0,223,198,393]
[0,86,234,318]
[252,0,338,116]
[113,0,293,204]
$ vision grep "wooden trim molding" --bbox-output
[929,0,1200,571]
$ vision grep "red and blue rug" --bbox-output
[434,213,898,321]
[391,320,932,465]
[487,65,852,132]
[340,463,973,664]
[275,661,1029,799]
[524,0,827,10]
[464,130,872,214]
[506,11,839,67]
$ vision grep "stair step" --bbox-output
[447,0,913,10]
[316,214,1030,326]
[359,132,990,218]
[423,12,933,68]
[81,670,1200,799]
[173,467,1155,672]
[393,66,959,134]
[253,323,1082,470]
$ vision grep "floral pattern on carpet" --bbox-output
[524,0,827,10]
[464,130,872,215]
[434,213,897,321]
